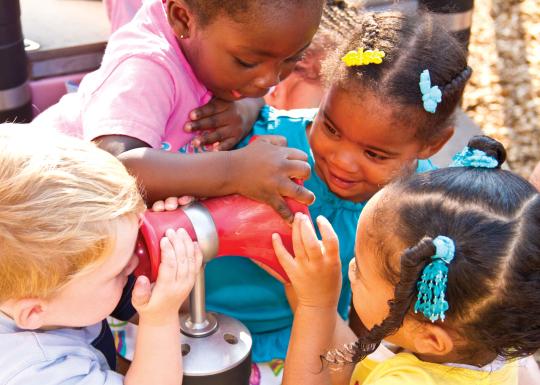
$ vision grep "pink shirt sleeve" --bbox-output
[82,57,175,148]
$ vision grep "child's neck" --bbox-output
[416,350,498,368]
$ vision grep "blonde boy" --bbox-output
[0,125,202,385]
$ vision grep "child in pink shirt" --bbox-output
[104,0,142,33]
[35,0,324,219]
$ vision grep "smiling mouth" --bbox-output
[327,169,359,190]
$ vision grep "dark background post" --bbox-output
[418,0,475,52]
[0,0,32,123]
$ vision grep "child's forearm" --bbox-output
[124,317,182,385]
[118,147,241,203]
[282,305,337,385]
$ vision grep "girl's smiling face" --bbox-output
[309,86,432,202]
[174,2,322,101]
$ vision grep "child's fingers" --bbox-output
[316,216,340,260]
[177,195,195,206]
[268,196,294,223]
[197,128,228,146]
[151,200,165,212]
[131,275,152,308]
[164,197,180,211]
[217,137,239,151]
[186,99,228,129]
[292,213,308,261]
[272,233,296,275]
[299,214,324,261]
[177,229,194,276]
[155,230,178,284]
[253,134,287,147]
[279,179,315,206]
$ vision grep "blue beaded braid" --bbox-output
[414,236,455,322]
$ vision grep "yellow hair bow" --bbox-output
[341,48,386,67]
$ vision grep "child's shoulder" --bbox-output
[0,322,119,384]
[354,352,518,385]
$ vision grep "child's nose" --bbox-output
[254,67,282,89]
[331,150,361,174]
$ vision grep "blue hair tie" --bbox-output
[414,236,455,323]
[419,69,442,114]
[449,146,498,168]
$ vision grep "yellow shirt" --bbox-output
[350,353,518,385]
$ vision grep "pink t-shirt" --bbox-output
[34,0,211,153]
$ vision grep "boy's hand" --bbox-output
[132,228,202,325]
[272,213,342,309]
[231,137,315,222]
[185,97,262,151]
[151,196,195,212]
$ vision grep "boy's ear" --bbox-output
[167,0,193,39]
[417,127,455,159]
[12,299,47,330]
[412,322,455,356]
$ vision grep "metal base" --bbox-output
[181,312,252,384]
[183,352,251,385]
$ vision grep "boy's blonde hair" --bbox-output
[0,125,145,302]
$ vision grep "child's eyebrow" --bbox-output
[322,111,400,157]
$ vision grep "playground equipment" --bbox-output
[135,194,309,384]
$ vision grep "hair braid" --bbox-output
[322,237,436,365]
[441,66,473,102]
[360,13,379,50]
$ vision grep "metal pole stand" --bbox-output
[180,204,253,385]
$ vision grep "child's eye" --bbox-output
[235,57,257,69]
[324,122,339,137]
[365,150,389,161]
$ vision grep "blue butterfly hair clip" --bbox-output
[414,236,455,323]
[449,146,499,169]
[419,70,442,114]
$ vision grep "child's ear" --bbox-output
[417,127,455,159]
[167,0,193,39]
[412,323,454,356]
[12,299,47,330]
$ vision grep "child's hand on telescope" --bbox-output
[131,228,202,325]
[151,196,196,212]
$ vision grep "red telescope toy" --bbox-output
[134,194,310,282]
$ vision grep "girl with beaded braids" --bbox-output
[274,135,540,385]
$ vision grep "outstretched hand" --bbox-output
[272,213,342,309]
